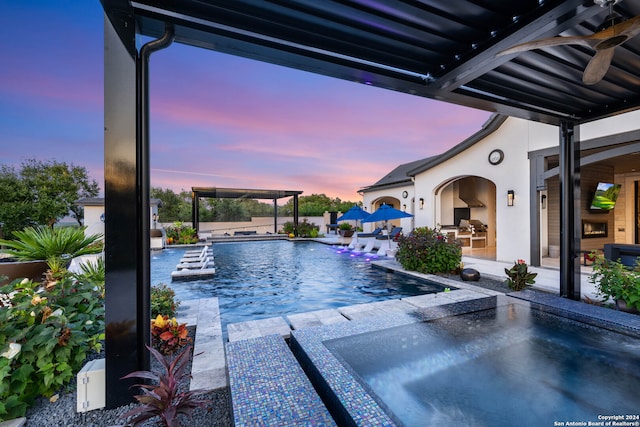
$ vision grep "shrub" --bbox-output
[504,259,537,291]
[151,284,179,318]
[338,222,353,230]
[119,345,210,427]
[589,255,640,311]
[281,221,295,235]
[395,227,462,274]
[280,219,319,237]
[164,222,198,245]
[0,226,103,261]
[0,275,105,421]
[297,219,319,238]
[151,315,192,355]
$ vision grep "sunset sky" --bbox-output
[0,1,492,202]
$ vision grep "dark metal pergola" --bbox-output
[190,187,302,234]
[100,0,640,407]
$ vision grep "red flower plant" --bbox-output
[151,315,192,355]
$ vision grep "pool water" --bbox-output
[325,303,640,426]
[151,240,449,326]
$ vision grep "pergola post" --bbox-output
[293,194,299,236]
[103,11,141,408]
[559,120,581,300]
[273,198,278,233]
[103,11,173,407]
[192,190,200,233]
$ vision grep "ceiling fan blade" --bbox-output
[497,14,640,57]
[497,36,593,56]
[582,47,615,85]
[615,14,640,38]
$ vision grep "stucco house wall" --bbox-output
[411,117,557,263]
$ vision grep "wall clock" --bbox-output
[488,149,504,165]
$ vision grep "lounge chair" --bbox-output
[349,228,382,250]
[375,227,402,256]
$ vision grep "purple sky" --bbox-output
[0,1,492,202]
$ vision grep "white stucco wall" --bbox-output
[412,117,557,263]
[83,206,105,238]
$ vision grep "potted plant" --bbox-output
[338,222,354,237]
[504,259,537,291]
[589,254,640,314]
[0,226,103,285]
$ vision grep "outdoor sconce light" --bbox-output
[152,213,157,229]
[419,198,424,209]
[541,194,547,209]
[403,204,407,211]
[507,190,515,207]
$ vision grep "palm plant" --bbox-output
[0,226,103,261]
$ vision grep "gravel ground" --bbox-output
[24,388,232,427]
[437,271,512,293]
[23,329,232,427]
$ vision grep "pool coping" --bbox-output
[290,290,640,426]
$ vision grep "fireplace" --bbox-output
[582,221,608,239]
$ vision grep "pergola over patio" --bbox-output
[190,187,302,234]
[100,0,640,407]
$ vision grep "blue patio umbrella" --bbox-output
[337,205,371,223]
[361,204,412,226]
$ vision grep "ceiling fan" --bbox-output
[497,0,640,85]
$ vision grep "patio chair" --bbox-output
[375,227,402,255]
[349,227,382,250]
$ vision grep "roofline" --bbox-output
[406,114,508,176]
[358,180,412,194]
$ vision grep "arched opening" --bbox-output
[366,196,406,231]
[435,175,496,259]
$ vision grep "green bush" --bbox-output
[164,222,198,245]
[297,219,319,238]
[395,227,462,274]
[0,276,105,421]
[281,221,295,235]
[589,255,640,311]
[280,219,319,237]
[151,284,179,318]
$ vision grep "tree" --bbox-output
[0,165,30,238]
[151,187,192,222]
[280,194,361,216]
[0,159,99,237]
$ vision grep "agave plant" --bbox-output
[119,345,210,427]
[0,226,103,261]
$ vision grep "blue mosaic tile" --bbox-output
[509,289,640,337]
[226,334,337,426]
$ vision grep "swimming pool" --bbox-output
[151,240,450,326]
[325,303,640,426]
[290,293,640,426]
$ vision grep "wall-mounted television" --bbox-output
[589,182,621,211]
